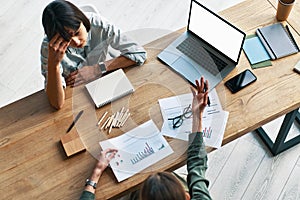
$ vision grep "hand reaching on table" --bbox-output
[94,148,118,176]
[66,64,102,87]
[83,148,118,194]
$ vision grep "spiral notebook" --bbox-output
[85,69,134,108]
[256,23,299,60]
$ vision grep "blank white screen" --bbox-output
[189,1,244,62]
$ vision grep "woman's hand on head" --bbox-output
[48,33,70,65]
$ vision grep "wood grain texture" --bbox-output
[209,139,266,200]
[61,128,86,157]
[216,0,300,145]
[1,0,300,199]
[277,156,300,200]
[241,143,300,200]
[268,0,300,35]
[144,2,300,146]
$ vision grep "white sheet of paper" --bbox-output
[158,89,228,148]
[99,120,173,182]
[202,110,229,148]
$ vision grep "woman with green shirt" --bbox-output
[80,77,212,200]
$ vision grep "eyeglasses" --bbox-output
[168,104,192,129]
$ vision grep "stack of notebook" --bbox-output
[256,22,299,60]
[243,23,299,67]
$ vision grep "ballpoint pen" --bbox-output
[204,83,211,107]
[66,110,84,133]
[285,25,300,51]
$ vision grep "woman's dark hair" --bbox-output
[140,172,186,200]
[42,0,91,41]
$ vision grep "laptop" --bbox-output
[157,0,246,89]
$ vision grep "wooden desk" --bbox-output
[217,0,300,155]
[1,0,300,199]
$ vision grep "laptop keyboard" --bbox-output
[176,36,228,76]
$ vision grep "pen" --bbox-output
[204,83,211,107]
[66,110,84,133]
[285,25,300,52]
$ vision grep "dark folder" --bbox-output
[256,23,299,60]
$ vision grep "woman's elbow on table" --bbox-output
[46,90,65,110]
[49,98,65,110]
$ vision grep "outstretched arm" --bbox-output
[190,76,209,133]
[66,56,136,87]
[187,77,212,200]
[80,148,118,200]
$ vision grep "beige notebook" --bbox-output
[85,69,134,108]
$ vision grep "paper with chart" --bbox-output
[158,89,228,148]
[99,120,173,182]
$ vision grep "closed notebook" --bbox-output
[256,23,299,60]
[85,69,134,108]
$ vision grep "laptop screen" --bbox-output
[188,0,245,63]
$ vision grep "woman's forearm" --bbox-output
[105,56,136,72]
[192,113,203,133]
[46,63,65,110]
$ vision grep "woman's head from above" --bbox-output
[140,172,191,200]
[42,0,90,48]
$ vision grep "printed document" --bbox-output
[158,89,228,148]
[99,120,173,182]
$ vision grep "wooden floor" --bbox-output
[1,0,300,199]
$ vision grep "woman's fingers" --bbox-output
[103,148,118,160]
[190,86,196,97]
[49,33,69,51]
